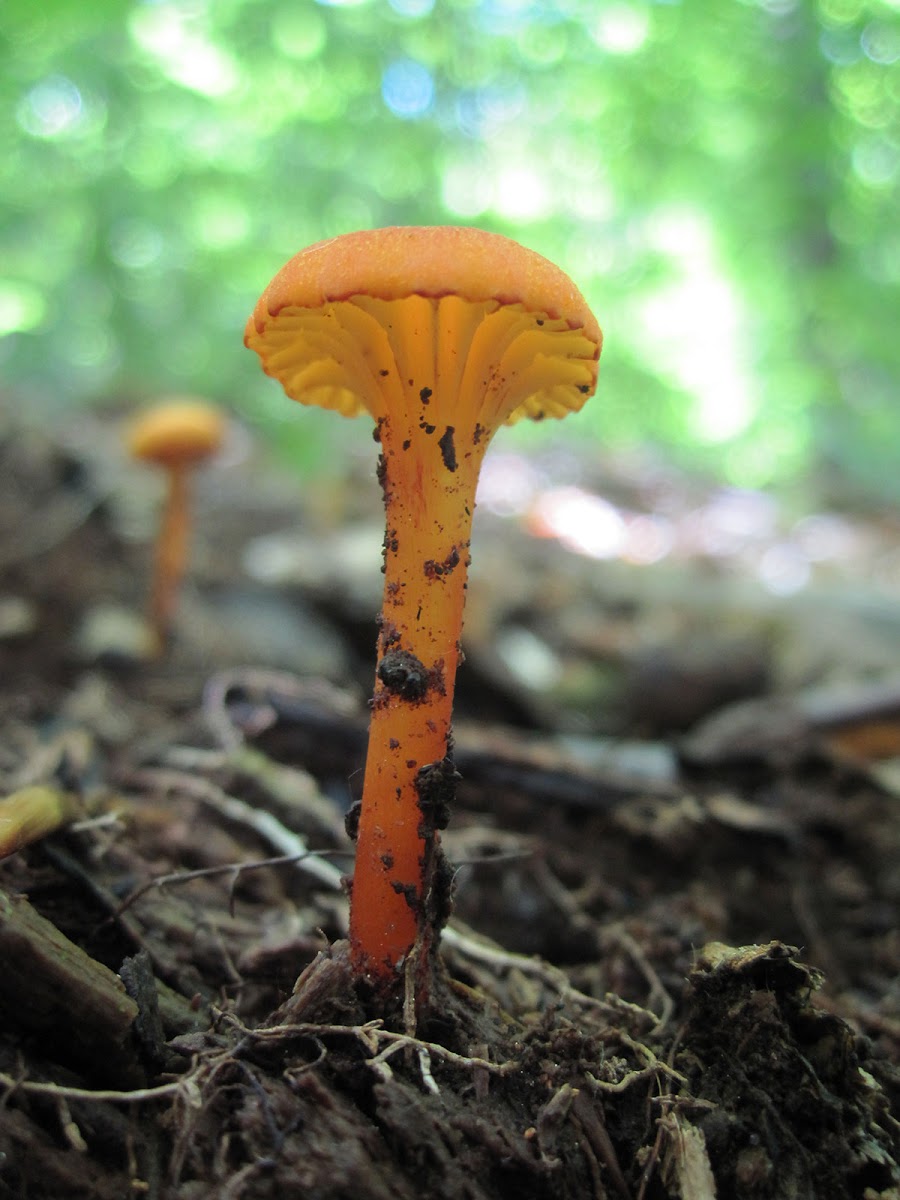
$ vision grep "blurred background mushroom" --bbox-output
[127,398,225,653]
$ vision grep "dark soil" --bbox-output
[0,412,898,1199]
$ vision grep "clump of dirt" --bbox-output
[168,938,894,1200]
[679,942,899,1199]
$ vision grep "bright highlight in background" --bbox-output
[589,3,651,55]
[128,8,240,97]
[638,208,757,444]
[388,0,436,14]
[382,60,434,118]
[17,76,83,138]
[493,166,550,221]
[0,282,46,335]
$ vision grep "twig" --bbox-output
[160,742,343,842]
[115,852,342,921]
[124,767,345,891]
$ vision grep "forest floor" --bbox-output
[0,407,898,1199]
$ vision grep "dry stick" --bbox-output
[0,1036,262,1110]
[114,852,341,921]
[124,767,345,892]
[69,811,127,835]
[172,742,344,841]
[0,784,82,857]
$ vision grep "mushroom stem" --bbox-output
[349,410,489,983]
[149,462,191,650]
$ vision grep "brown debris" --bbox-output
[0,887,143,1087]
[1,418,898,1198]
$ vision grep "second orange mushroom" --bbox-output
[128,399,225,653]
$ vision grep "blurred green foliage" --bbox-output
[1,0,898,497]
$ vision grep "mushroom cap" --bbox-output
[128,399,226,467]
[245,226,601,427]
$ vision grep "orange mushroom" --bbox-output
[128,399,225,653]
[245,226,601,992]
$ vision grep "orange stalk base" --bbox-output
[348,410,488,985]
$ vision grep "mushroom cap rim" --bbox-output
[128,400,226,466]
[245,225,602,344]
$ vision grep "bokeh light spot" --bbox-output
[529,487,627,560]
[191,194,252,249]
[638,209,756,444]
[852,137,899,187]
[493,166,550,221]
[517,22,568,66]
[381,59,434,118]
[17,76,83,139]
[589,4,651,55]
[441,158,493,217]
[108,221,165,272]
[861,21,900,65]
[271,10,327,60]
[128,8,240,98]
[388,0,435,15]
[454,82,526,139]
[0,282,46,336]
[65,326,117,370]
